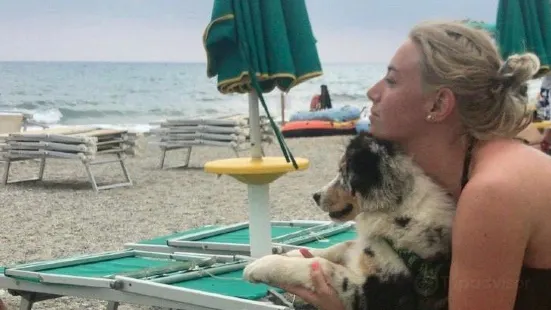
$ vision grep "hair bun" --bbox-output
[497,53,540,89]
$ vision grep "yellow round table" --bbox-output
[204,156,309,184]
[204,156,309,257]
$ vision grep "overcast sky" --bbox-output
[0,0,499,63]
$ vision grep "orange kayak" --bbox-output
[281,120,357,138]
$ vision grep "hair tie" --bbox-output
[497,58,511,76]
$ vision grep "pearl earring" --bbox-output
[426,114,434,121]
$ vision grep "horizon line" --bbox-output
[0,60,384,65]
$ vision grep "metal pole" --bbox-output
[247,184,271,257]
[248,91,263,158]
[247,90,271,257]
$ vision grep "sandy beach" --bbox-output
[0,134,353,309]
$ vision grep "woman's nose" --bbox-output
[367,82,381,103]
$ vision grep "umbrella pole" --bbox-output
[247,90,272,258]
[248,90,263,158]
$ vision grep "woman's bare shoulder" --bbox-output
[475,139,551,187]
[456,139,551,268]
[455,140,550,233]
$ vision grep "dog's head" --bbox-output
[313,132,413,221]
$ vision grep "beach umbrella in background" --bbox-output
[495,0,551,78]
[462,19,497,37]
[202,0,322,257]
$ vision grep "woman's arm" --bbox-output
[449,176,530,310]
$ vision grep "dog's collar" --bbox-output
[381,237,450,308]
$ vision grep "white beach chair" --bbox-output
[0,113,50,185]
[0,111,49,132]
[0,127,134,192]
[149,116,274,169]
[0,113,25,135]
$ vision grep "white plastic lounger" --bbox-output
[150,116,274,169]
[0,113,25,136]
[0,127,134,192]
[0,111,49,134]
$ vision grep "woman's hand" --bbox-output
[278,249,346,310]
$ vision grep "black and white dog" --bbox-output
[243,132,456,310]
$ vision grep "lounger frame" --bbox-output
[1,250,291,310]
[1,129,134,192]
[150,117,273,169]
[0,221,355,310]
[124,220,355,256]
[2,152,132,192]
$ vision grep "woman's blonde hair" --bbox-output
[409,20,540,140]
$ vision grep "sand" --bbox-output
[0,135,353,309]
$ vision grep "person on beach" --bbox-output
[309,84,333,111]
[536,74,551,120]
[319,84,333,110]
[279,20,551,310]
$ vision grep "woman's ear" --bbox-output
[426,88,457,122]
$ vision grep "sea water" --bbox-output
[0,61,542,132]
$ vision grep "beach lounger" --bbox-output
[0,250,288,310]
[149,116,274,169]
[124,220,357,256]
[0,127,135,192]
[0,220,356,310]
[0,111,49,134]
[0,113,25,136]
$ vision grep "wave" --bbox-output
[330,93,366,101]
[0,99,102,110]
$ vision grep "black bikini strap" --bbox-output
[460,136,475,191]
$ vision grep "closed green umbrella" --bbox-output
[496,0,551,78]
[203,0,322,166]
[202,0,322,257]
[204,0,323,94]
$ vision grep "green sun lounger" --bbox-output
[0,220,356,310]
[124,220,357,256]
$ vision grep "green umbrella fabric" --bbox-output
[462,19,496,37]
[202,0,323,167]
[496,0,551,78]
[203,0,323,94]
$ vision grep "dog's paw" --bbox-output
[243,255,284,285]
[243,255,315,290]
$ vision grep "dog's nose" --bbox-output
[313,193,321,205]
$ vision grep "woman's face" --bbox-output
[367,39,433,142]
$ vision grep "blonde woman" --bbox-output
[281,20,551,310]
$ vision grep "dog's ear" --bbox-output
[345,133,394,197]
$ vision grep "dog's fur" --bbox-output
[243,132,456,310]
